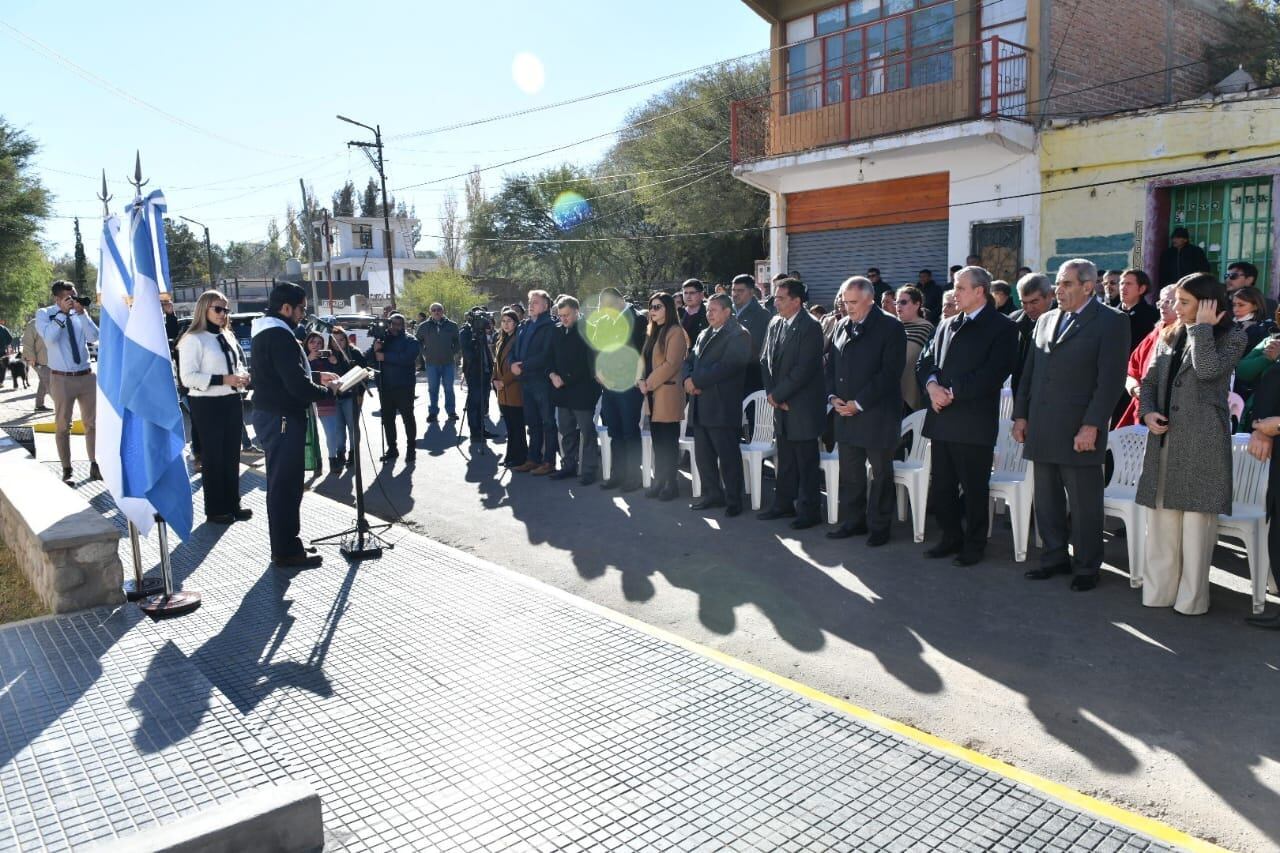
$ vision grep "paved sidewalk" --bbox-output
[0,462,1189,852]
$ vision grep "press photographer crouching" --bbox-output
[368,313,419,463]
[459,306,495,449]
[250,283,343,569]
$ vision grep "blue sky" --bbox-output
[1,0,768,258]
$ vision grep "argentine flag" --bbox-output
[116,191,193,540]
[95,214,159,535]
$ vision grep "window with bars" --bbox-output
[1170,178,1274,285]
[784,0,956,114]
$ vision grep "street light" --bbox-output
[177,215,216,291]
[336,113,397,312]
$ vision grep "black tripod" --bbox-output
[312,378,392,559]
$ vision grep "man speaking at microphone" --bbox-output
[251,283,343,568]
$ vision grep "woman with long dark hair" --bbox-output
[492,309,527,469]
[177,290,252,524]
[1136,272,1247,614]
[638,291,688,500]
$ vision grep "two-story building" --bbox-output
[303,215,440,298]
[731,0,1232,305]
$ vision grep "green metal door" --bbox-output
[1170,178,1274,284]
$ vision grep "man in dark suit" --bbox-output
[917,268,945,324]
[731,273,771,399]
[683,293,751,516]
[1118,268,1158,351]
[1159,226,1211,287]
[1013,259,1130,591]
[758,278,827,529]
[824,276,906,545]
[916,266,1019,566]
[1010,273,1054,396]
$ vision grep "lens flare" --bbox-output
[512,52,545,95]
[584,306,630,353]
[551,191,590,230]
[595,346,642,393]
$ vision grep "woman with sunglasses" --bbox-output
[638,292,689,500]
[894,286,934,412]
[177,290,252,524]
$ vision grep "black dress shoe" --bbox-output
[757,507,796,521]
[644,484,662,498]
[382,448,399,462]
[725,505,743,518]
[206,514,236,524]
[924,541,962,559]
[952,553,983,567]
[790,516,821,531]
[825,525,863,540]
[866,530,890,547]
[691,497,726,511]
[600,476,622,490]
[1070,575,1099,592]
[579,473,597,487]
[551,468,578,481]
[88,462,102,481]
[61,467,73,483]
[1024,563,1071,580]
[275,553,323,569]
[1246,612,1280,630]
[232,508,254,521]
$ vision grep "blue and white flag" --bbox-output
[117,190,192,540]
[94,214,159,535]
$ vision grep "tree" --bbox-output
[50,252,97,301]
[439,191,463,270]
[0,240,51,325]
[284,204,303,258]
[400,268,489,323]
[164,219,209,288]
[332,180,356,217]
[396,199,420,249]
[360,178,380,217]
[264,218,287,276]
[463,168,491,276]
[1206,1,1280,87]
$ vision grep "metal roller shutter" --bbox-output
[786,220,949,308]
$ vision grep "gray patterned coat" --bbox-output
[1135,323,1247,514]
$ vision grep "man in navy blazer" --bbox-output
[915,266,1019,566]
[824,276,907,545]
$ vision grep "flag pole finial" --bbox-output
[128,151,149,201]
[97,170,113,217]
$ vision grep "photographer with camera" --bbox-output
[37,281,100,483]
[369,313,420,463]
[459,307,495,449]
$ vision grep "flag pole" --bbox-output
[100,168,164,601]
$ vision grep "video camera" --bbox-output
[465,305,494,331]
[75,295,93,308]
[368,318,390,341]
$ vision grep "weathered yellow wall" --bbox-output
[1039,98,1280,273]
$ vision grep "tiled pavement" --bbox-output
[0,461,1180,852]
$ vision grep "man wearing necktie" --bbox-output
[915,267,1019,566]
[1012,259,1129,591]
[36,281,100,483]
[824,276,906,544]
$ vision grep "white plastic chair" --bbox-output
[819,404,839,524]
[640,422,653,488]
[893,410,930,542]
[1218,433,1276,614]
[740,391,776,511]
[998,387,1014,422]
[988,420,1035,562]
[1103,426,1149,588]
[594,399,611,481]
[678,402,699,497]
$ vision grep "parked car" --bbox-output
[229,312,262,367]
[326,314,379,352]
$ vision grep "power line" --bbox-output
[0,20,304,160]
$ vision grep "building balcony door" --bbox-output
[971,219,1022,283]
[1170,178,1274,283]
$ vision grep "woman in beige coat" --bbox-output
[639,291,689,500]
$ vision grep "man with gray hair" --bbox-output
[416,301,460,423]
[1013,258,1129,591]
[1010,272,1054,395]
[548,295,602,484]
[915,266,1019,566]
[824,276,906,544]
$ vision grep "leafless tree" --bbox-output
[439,190,463,270]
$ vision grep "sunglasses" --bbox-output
[649,304,664,310]
[211,305,229,314]
[894,299,913,305]
[1226,272,1244,280]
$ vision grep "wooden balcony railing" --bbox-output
[731,37,1030,164]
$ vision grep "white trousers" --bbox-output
[1143,506,1215,615]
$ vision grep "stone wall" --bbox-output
[0,440,124,613]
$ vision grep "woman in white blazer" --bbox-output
[177,290,252,524]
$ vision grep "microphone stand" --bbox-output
[311,369,392,559]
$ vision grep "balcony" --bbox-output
[731,37,1030,165]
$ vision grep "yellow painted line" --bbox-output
[421,540,1235,852]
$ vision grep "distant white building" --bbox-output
[303,215,440,296]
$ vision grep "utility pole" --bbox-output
[322,209,335,312]
[299,179,319,310]
[178,215,216,289]
[337,114,397,313]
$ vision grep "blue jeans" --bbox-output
[425,363,456,417]
[522,382,558,465]
[318,397,355,456]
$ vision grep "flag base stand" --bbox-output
[139,590,201,618]
[132,516,201,619]
[126,579,166,601]
[311,400,392,561]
